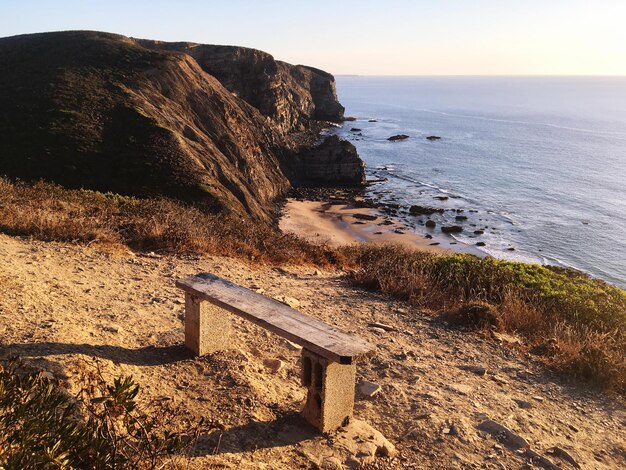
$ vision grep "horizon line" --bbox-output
[333,73,626,78]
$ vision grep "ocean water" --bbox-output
[333,76,626,288]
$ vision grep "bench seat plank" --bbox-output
[176,273,374,363]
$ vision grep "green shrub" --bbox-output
[0,359,205,469]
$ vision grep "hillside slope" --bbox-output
[0,31,358,220]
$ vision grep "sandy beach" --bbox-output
[280,199,484,256]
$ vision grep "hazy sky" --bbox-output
[1,0,625,75]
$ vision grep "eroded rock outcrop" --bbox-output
[286,135,366,187]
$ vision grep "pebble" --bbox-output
[359,380,382,398]
[102,324,121,333]
[449,383,473,396]
[263,358,284,373]
[460,365,487,376]
[491,375,509,385]
[283,339,302,352]
[275,296,300,309]
[368,321,396,332]
[370,327,387,334]
[477,419,528,450]
[514,399,533,409]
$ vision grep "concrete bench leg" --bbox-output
[300,348,356,433]
[184,293,232,356]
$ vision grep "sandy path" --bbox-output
[0,234,624,469]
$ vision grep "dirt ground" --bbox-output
[0,233,624,469]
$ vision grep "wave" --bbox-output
[371,167,466,200]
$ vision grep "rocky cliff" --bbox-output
[137,41,345,134]
[0,31,362,221]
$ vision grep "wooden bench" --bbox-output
[175,272,375,432]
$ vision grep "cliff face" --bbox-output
[137,41,345,134]
[286,136,366,187]
[0,31,361,221]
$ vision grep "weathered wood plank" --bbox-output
[176,273,374,363]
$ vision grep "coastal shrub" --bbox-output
[0,359,205,468]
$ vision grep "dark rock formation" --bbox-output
[353,213,377,221]
[409,205,444,216]
[350,128,362,132]
[0,31,362,220]
[286,136,365,187]
[426,135,441,141]
[455,215,468,221]
[425,220,436,228]
[441,226,463,234]
[388,134,409,141]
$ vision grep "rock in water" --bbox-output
[409,205,444,216]
[353,213,378,221]
[387,134,409,141]
[426,135,441,140]
[441,225,463,234]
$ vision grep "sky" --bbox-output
[1,0,626,76]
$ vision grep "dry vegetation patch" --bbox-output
[0,178,341,266]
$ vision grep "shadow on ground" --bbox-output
[2,342,192,366]
[195,411,317,456]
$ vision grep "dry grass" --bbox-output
[1,178,625,394]
[0,178,343,266]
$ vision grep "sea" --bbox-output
[333,76,626,288]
